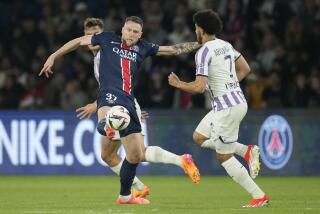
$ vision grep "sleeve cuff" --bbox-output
[234,54,242,61]
[196,74,208,77]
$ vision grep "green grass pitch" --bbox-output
[0,176,319,214]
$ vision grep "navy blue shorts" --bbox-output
[97,88,141,137]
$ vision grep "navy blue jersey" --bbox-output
[91,31,159,97]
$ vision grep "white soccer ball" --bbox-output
[106,105,131,131]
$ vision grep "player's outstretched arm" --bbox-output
[39,35,93,78]
[168,72,207,94]
[235,55,251,81]
[76,100,97,119]
[157,42,201,56]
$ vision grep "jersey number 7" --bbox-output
[224,55,233,78]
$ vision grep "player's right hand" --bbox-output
[141,110,149,123]
[76,103,97,119]
[168,72,181,88]
[39,55,55,78]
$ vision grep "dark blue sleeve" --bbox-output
[91,32,112,46]
[143,40,159,57]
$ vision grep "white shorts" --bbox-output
[112,99,145,140]
[195,103,248,154]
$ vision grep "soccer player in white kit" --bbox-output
[168,10,270,207]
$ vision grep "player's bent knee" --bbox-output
[193,132,207,145]
[126,153,143,164]
[216,153,233,163]
[97,119,107,136]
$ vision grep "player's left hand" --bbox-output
[168,72,180,88]
[39,55,55,78]
[76,103,97,119]
[141,110,149,122]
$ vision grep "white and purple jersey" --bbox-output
[195,38,246,111]
[91,31,159,98]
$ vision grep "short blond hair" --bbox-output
[125,16,143,28]
[84,18,104,29]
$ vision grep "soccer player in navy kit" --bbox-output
[40,16,201,204]
[76,17,204,199]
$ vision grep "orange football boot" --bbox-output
[181,154,200,184]
[116,195,150,205]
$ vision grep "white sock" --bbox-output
[201,138,217,150]
[119,195,131,200]
[201,139,248,158]
[110,159,144,191]
[145,146,182,167]
[110,160,123,175]
[234,142,247,158]
[222,156,264,199]
[132,177,144,191]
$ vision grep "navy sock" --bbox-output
[97,119,107,136]
[120,159,138,196]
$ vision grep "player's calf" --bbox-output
[101,152,120,167]
[216,153,233,163]
[120,159,139,196]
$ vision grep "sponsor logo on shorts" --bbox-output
[258,115,293,170]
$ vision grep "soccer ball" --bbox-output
[106,105,131,131]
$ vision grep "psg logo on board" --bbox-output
[258,115,293,170]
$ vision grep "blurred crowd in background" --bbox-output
[0,0,319,110]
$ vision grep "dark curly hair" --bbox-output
[193,9,223,35]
